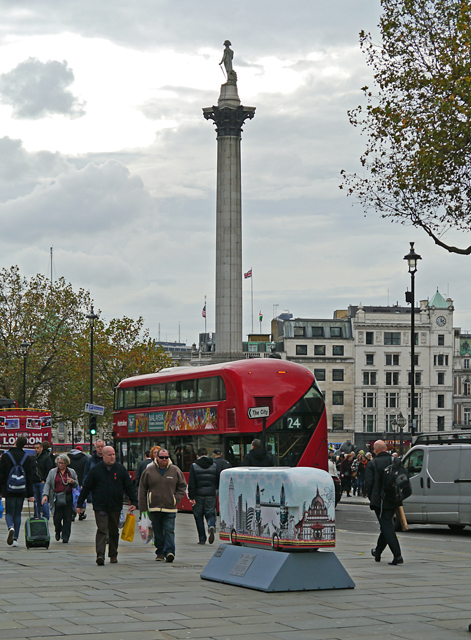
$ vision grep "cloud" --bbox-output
[0,58,85,119]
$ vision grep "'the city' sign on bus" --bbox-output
[247,406,270,419]
[84,403,105,416]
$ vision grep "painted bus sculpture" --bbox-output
[0,399,51,451]
[219,467,336,551]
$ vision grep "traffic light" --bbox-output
[90,415,97,436]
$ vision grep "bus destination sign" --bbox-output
[247,406,269,419]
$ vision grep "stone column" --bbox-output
[203,80,255,355]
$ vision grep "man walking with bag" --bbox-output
[188,447,219,545]
[76,446,137,565]
[365,440,403,565]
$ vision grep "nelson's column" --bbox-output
[203,41,255,358]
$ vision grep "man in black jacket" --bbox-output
[0,436,35,546]
[188,448,219,545]
[365,440,403,565]
[76,446,137,565]
[241,439,274,467]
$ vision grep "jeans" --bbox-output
[149,511,176,558]
[33,482,50,519]
[5,495,24,540]
[373,506,402,558]
[192,496,216,543]
[53,494,74,542]
[94,510,121,559]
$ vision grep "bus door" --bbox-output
[225,435,255,466]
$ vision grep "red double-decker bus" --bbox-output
[112,359,328,481]
[0,399,52,451]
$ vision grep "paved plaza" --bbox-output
[0,502,470,640]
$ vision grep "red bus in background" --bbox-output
[112,359,328,506]
[0,399,52,451]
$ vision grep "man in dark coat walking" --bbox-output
[241,439,274,467]
[0,436,35,546]
[76,446,137,565]
[365,440,403,565]
[188,448,219,545]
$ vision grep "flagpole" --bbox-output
[251,271,254,334]
[204,295,207,334]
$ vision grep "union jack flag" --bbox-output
[244,268,252,279]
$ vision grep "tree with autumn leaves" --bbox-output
[0,266,172,434]
[341,0,471,254]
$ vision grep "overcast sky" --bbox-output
[1,0,470,345]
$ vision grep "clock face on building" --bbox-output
[436,315,447,327]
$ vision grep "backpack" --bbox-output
[6,451,29,493]
[381,456,412,506]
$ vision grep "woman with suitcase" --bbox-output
[42,454,78,543]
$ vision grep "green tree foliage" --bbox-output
[341,0,471,254]
[0,266,173,431]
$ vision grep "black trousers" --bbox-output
[94,511,120,559]
[53,495,74,542]
[373,506,401,558]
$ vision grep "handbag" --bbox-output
[120,513,136,542]
[138,512,153,544]
[55,491,67,508]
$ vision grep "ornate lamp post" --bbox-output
[396,411,407,456]
[86,306,99,453]
[390,416,398,453]
[404,242,421,436]
[20,341,31,408]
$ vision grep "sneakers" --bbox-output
[110,556,118,563]
[166,553,175,563]
[96,556,105,566]
[79,513,87,521]
[12,540,18,547]
[156,555,165,561]
[208,527,215,544]
[7,528,14,545]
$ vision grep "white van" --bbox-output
[400,433,471,531]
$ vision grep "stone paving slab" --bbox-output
[1,509,471,640]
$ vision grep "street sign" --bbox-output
[247,406,269,419]
[84,403,105,416]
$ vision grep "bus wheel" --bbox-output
[230,529,240,546]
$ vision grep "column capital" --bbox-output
[203,105,255,138]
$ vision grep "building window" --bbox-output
[294,327,305,337]
[312,326,323,338]
[330,327,342,338]
[363,371,377,385]
[464,408,471,425]
[296,344,307,356]
[414,332,419,346]
[366,354,374,366]
[386,371,399,385]
[363,414,376,432]
[434,354,449,366]
[332,369,344,381]
[363,392,376,408]
[332,415,344,431]
[408,372,422,385]
[464,381,470,396]
[314,345,326,356]
[385,354,400,366]
[414,355,419,366]
[408,392,421,408]
[332,391,344,405]
[384,332,400,345]
[438,334,445,346]
[464,359,470,369]
[332,345,344,356]
[437,415,445,431]
[438,372,445,385]
[366,331,374,345]
[386,392,399,408]
[385,414,399,433]
[314,369,325,381]
[437,394,445,408]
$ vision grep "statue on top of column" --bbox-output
[219,40,237,84]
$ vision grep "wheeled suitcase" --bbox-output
[24,506,50,549]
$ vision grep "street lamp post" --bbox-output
[20,342,31,408]
[390,417,398,453]
[87,306,99,454]
[396,411,407,456]
[404,242,422,437]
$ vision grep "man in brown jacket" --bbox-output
[138,449,186,563]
